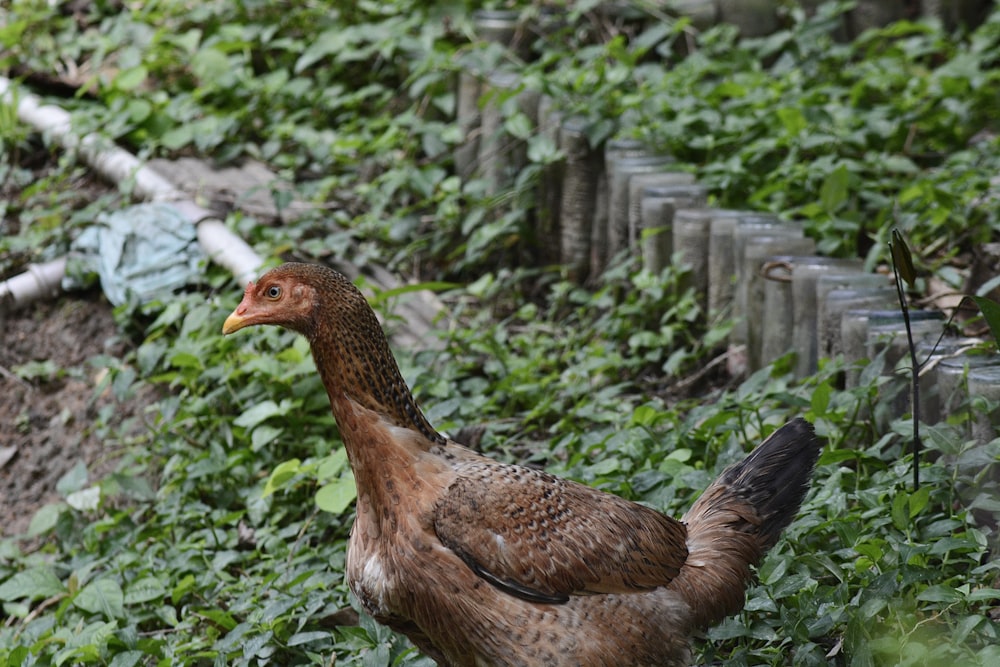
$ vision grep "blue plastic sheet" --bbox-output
[64,202,204,306]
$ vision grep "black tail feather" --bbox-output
[672,418,821,628]
[720,418,821,549]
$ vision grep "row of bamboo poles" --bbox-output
[454,6,1000,454]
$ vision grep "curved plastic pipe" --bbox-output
[0,76,264,307]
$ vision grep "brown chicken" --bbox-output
[222,262,821,666]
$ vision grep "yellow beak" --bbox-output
[222,311,248,335]
[223,281,260,334]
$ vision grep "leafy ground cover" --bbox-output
[2,1,1000,665]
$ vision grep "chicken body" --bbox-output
[223,263,822,667]
[339,399,693,665]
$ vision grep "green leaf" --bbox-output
[859,597,887,621]
[234,399,287,430]
[632,20,673,54]
[629,405,661,427]
[109,651,145,667]
[52,622,115,664]
[504,112,534,141]
[527,133,559,164]
[56,460,89,496]
[776,107,806,135]
[126,98,152,123]
[811,380,832,416]
[288,631,332,646]
[760,555,788,586]
[171,574,196,606]
[13,359,58,381]
[159,124,193,151]
[916,584,963,603]
[262,458,302,497]
[0,18,28,47]
[891,491,909,531]
[954,614,984,643]
[316,472,357,514]
[769,572,813,599]
[881,155,918,174]
[113,65,148,91]
[66,486,101,512]
[27,503,64,536]
[665,448,692,462]
[971,296,1000,348]
[819,164,850,212]
[74,578,125,619]
[198,607,238,631]
[368,281,458,307]
[890,229,916,287]
[251,424,283,451]
[317,448,349,480]
[169,351,202,370]
[171,28,202,55]
[588,457,621,476]
[5,646,31,666]
[854,540,883,564]
[908,485,931,518]
[124,576,167,605]
[967,588,1000,602]
[0,567,66,601]
[191,47,230,82]
[976,274,1000,297]
[295,28,349,73]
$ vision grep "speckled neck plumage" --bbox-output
[301,266,445,447]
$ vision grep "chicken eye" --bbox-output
[265,285,282,299]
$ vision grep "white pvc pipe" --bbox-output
[172,201,263,286]
[0,257,67,307]
[0,76,264,306]
[0,77,179,202]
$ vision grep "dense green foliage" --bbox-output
[2,1,999,665]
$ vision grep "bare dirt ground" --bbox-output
[0,138,157,537]
[0,292,148,536]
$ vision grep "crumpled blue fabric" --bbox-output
[63,202,204,306]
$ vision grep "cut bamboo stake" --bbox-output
[0,76,263,296]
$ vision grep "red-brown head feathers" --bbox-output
[223,262,443,444]
[222,266,320,336]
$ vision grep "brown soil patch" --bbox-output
[0,293,147,537]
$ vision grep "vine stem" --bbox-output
[889,233,920,492]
